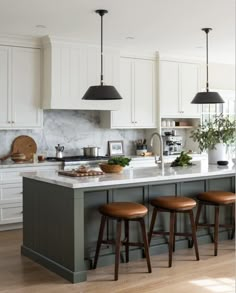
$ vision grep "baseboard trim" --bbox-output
[21,245,87,283]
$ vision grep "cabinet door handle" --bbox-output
[8,121,11,124]
[12,121,15,123]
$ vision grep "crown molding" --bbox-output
[0,34,41,48]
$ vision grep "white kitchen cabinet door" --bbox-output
[134,59,156,127]
[0,46,11,127]
[160,60,201,118]
[160,61,180,116]
[110,57,157,129]
[180,62,200,116]
[111,58,133,127]
[11,47,42,128]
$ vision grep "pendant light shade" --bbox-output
[191,28,224,104]
[82,85,123,100]
[82,9,122,101]
[191,91,224,104]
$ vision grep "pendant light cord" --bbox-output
[96,10,108,86]
[100,12,104,86]
[202,28,212,92]
[206,30,209,92]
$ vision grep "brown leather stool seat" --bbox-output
[99,202,148,219]
[195,191,235,256]
[151,196,196,211]
[93,202,152,281]
[149,196,199,267]
[197,191,236,205]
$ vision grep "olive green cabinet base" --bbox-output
[22,175,235,283]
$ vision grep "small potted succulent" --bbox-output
[190,114,236,164]
[99,157,131,173]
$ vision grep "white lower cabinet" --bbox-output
[0,203,23,225]
[0,164,61,230]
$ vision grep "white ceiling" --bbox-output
[0,0,235,64]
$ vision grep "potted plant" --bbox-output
[99,157,131,173]
[190,114,236,164]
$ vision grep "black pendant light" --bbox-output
[82,9,122,100]
[191,28,224,104]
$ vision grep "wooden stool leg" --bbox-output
[173,213,177,252]
[214,206,220,256]
[189,210,200,261]
[148,207,157,245]
[231,204,235,240]
[169,211,175,267]
[114,219,122,281]
[124,220,129,263]
[189,202,202,248]
[139,218,152,273]
[93,215,107,269]
[195,202,202,228]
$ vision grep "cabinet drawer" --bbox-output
[0,183,22,204]
[0,204,22,224]
[0,165,61,183]
[0,170,22,182]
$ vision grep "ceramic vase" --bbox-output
[208,143,227,164]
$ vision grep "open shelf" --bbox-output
[161,126,194,129]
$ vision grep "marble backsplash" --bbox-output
[0,110,146,157]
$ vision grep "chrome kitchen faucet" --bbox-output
[150,132,164,171]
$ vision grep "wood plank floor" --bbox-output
[0,229,235,293]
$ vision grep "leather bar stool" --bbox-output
[195,191,236,256]
[148,196,199,267]
[93,202,152,281]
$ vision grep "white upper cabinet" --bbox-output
[42,37,121,110]
[11,48,41,128]
[111,58,133,127]
[0,46,42,129]
[160,60,201,118]
[103,56,157,129]
[0,47,10,127]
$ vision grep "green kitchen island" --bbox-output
[21,162,235,283]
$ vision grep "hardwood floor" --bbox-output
[0,229,235,293]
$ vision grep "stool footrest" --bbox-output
[152,231,193,237]
[122,241,144,247]
[101,239,144,248]
[197,223,234,228]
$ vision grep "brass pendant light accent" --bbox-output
[191,28,224,104]
[82,9,122,100]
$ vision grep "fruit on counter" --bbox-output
[171,151,193,167]
[107,156,131,167]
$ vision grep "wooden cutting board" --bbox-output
[0,135,37,161]
[58,170,104,177]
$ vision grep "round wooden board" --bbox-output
[11,136,37,161]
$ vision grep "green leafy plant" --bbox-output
[108,156,131,167]
[190,114,236,151]
[171,151,193,167]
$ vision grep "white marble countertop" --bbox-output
[22,161,235,189]
[0,160,62,169]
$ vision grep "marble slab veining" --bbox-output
[0,110,146,158]
[22,162,236,189]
